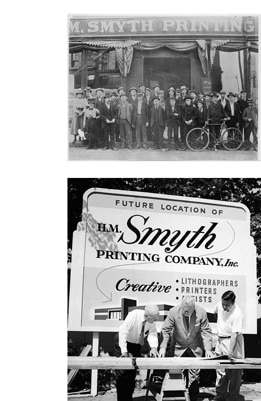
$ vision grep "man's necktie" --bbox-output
[139,321,146,346]
[184,315,190,332]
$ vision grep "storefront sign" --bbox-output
[68,188,256,333]
[69,16,258,37]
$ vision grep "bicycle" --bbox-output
[186,120,243,151]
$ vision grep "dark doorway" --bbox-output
[144,57,191,96]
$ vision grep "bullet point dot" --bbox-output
[176,288,179,291]
[176,280,179,283]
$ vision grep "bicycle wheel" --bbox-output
[221,127,243,150]
[186,128,209,151]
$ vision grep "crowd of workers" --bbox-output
[71,84,258,151]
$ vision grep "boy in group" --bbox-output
[99,93,117,150]
[166,97,180,150]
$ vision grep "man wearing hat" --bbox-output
[195,100,206,128]
[99,93,117,150]
[238,90,249,134]
[166,97,180,150]
[225,92,240,129]
[84,96,100,149]
[138,84,146,97]
[132,92,149,149]
[150,96,165,150]
[117,92,134,150]
[207,92,227,149]
[190,90,198,108]
[144,88,153,141]
[218,90,229,111]
[71,88,87,143]
[165,87,176,109]
[153,85,161,99]
[95,88,105,109]
[181,95,197,149]
[242,98,258,151]
[128,87,138,145]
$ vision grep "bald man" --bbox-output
[159,296,213,401]
[115,305,159,401]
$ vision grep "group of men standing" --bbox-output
[115,291,244,401]
[71,84,257,151]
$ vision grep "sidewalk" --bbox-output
[68,383,261,401]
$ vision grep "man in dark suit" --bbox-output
[150,96,165,150]
[133,92,149,149]
[181,95,197,149]
[159,296,213,401]
[225,92,240,129]
[207,92,227,149]
[144,88,153,141]
[238,90,249,134]
[99,93,117,150]
[166,97,180,150]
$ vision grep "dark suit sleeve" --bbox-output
[200,310,212,352]
[160,309,175,349]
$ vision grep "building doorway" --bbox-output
[144,57,191,96]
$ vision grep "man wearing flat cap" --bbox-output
[128,88,138,145]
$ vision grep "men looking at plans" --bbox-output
[213,290,244,401]
[114,305,159,401]
[159,296,213,401]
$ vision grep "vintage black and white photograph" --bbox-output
[67,178,261,401]
[68,16,259,161]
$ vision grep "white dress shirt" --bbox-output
[119,309,158,354]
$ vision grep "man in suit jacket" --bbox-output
[166,97,180,150]
[181,96,197,149]
[150,96,165,150]
[225,92,240,128]
[159,296,213,401]
[99,93,117,150]
[132,92,149,149]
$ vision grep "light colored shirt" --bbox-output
[230,101,235,116]
[214,301,244,358]
[119,309,158,354]
[214,302,243,337]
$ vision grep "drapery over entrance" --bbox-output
[69,39,258,77]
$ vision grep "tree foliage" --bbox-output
[68,178,261,301]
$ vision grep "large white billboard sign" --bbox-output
[68,188,257,333]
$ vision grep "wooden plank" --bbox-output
[68,356,261,370]
[68,344,92,385]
